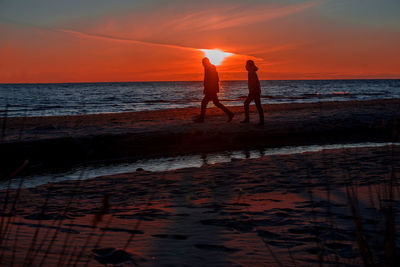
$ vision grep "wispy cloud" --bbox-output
[1,20,262,61]
[163,0,322,32]
[58,29,198,51]
[59,28,263,60]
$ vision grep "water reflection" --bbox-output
[2,142,398,189]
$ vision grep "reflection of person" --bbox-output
[194,57,234,123]
[241,60,264,125]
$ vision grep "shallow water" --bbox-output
[3,142,398,189]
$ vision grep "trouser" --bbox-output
[199,93,232,119]
[243,93,264,121]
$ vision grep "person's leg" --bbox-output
[254,95,264,125]
[194,95,210,122]
[200,96,210,118]
[211,94,234,122]
[241,95,253,123]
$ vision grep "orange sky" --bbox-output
[1,0,400,83]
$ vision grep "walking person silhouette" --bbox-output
[241,60,264,125]
[194,57,234,123]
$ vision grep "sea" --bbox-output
[1,79,400,117]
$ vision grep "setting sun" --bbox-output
[199,49,234,66]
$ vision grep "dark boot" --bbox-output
[227,112,234,122]
[241,103,250,123]
[257,112,264,126]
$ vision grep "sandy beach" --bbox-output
[1,99,400,175]
[1,99,400,266]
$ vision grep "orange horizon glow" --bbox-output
[1,1,400,83]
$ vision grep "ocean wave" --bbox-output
[144,98,201,104]
[32,105,65,111]
[1,80,399,117]
[260,92,352,100]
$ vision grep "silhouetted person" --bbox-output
[241,60,264,125]
[194,57,234,123]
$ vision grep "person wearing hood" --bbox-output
[194,57,234,123]
[241,60,264,125]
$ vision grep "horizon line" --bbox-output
[1,77,400,85]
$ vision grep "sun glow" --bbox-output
[199,49,234,66]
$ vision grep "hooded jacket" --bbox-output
[203,64,219,95]
[247,65,261,95]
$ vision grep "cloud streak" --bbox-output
[1,19,264,61]
[58,29,198,51]
[163,0,322,32]
[50,1,321,60]
[59,28,263,60]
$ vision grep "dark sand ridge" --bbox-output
[1,99,400,175]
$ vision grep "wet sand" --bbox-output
[1,99,400,175]
[1,145,399,266]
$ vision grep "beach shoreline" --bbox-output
[1,99,399,176]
